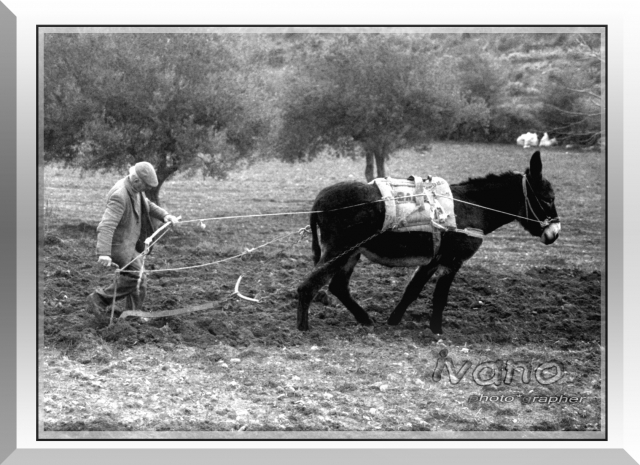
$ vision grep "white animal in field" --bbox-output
[539,132,558,147]
[516,132,539,148]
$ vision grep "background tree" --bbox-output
[44,31,605,195]
[276,34,490,181]
[451,38,510,142]
[44,33,266,203]
[537,33,603,145]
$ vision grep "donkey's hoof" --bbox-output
[297,322,309,331]
[387,315,402,326]
[357,325,375,334]
[429,325,443,335]
[312,291,332,306]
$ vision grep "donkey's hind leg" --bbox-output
[387,260,440,326]
[297,254,345,331]
[327,253,373,326]
[429,262,462,334]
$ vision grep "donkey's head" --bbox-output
[519,151,561,244]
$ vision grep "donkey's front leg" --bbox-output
[387,261,440,326]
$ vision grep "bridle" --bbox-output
[522,174,560,229]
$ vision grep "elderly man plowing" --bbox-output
[86,161,179,315]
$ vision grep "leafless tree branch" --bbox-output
[543,103,600,117]
[574,33,605,64]
[564,87,602,101]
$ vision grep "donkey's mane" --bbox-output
[454,170,518,188]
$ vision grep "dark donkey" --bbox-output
[297,151,561,334]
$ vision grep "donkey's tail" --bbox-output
[310,212,321,265]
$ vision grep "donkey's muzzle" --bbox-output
[540,221,561,244]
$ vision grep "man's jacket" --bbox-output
[96,176,169,264]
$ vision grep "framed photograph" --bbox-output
[3,1,638,463]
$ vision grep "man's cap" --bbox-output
[131,161,158,187]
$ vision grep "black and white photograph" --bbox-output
[39,26,606,439]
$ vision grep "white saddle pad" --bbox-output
[371,176,457,233]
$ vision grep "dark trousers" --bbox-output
[95,256,147,310]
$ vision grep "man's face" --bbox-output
[130,175,150,193]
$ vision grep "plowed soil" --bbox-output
[43,221,602,351]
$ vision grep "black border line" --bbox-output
[36,24,608,442]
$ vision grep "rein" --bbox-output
[434,174,558,229]
[118,174,558,277]
[521,175,560,228]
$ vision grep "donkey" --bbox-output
[297,151,561,334]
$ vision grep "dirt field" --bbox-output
[40,143,605,435]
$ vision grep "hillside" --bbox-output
[257,31,603,144]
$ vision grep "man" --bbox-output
[86,161,180,315]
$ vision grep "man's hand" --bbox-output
[163,214,180,225]
[98,255,113,267]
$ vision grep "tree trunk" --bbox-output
[145,130,180,205]
[363,142,388,182]
[146,164,179,205]
[146,181,163,205]
[374,148,386,179]
[364,151,375,182]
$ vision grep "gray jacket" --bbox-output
[96,176,168,265]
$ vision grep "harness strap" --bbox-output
[453,227,484,238]
[429,229,439,256]
[412,176,425,209]
[522,175,560,228]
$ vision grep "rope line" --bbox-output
[432,194,541,225]
[117,219,179,271]
[179,211,324,224]
[176,198,388,225]
[111,177,552,278]
[177,188,549,228]
[143,229,303,274]
[101,175,560,319]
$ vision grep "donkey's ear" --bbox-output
[529,151,542,179]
